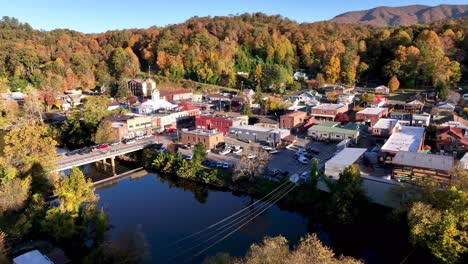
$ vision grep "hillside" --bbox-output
[331,4,468,27]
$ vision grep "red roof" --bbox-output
[372,96,387,105]
[437,126,468,145]
[160,89,192,97]
[178,102,199,111]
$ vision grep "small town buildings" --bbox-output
[151,114,176,132]
[106,114,153,141]
[228,125,290,146]
[389,111,412,122]
[287,90,320,104]
[380,125,425,155]
[307,122,359,143]
[195,113,248,135]
[399,100,424,113]
[131,89,176,114]
[253,116,279,129]
[181,129,224,150]
[436,126,468,154]
[206,93,231,102]
[337,93,355,104]
[392,151,455,182]
[293,72,308,81]
[371,95,388,108]
[324,86,354,96]
[434,102,456,114]
[371,118,399,137]
[107,101,121,111]
[325,148,367,178]
[127,79,156,97]
[159,89,193,102]
[412,113,431,127]
[355,108,388,126]
[280,111,308,129]
[57,93,83,111]
[310,103,348,123]
[374,85,390,94]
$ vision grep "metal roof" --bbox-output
[326,148,367,166]
[393,151,455,171]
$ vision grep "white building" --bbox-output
[381,125,425,154]
[131,88,176,114]
[293,72,308,81]
[325,148,367,178]
[374,85,390,94]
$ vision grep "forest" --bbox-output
[0,13,466,96]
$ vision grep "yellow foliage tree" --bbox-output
[388,76,400,91]
[324,56,340,84]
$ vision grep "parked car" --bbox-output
[219,148,231,155]
[232,148,243,154]
[98,144,109,149]
[298,155,309,164]
[269,149,280,154]
[165,127,177,133]
[185,155,193,160]
[109,141,120,146]
[307,147,320,154]
[262,146,274,151]
[124,139,136,144]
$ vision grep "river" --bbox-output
[92,170,418,264]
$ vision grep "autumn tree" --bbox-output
[360,93,376,105]
[324,56,340,84]
[388,76,400,91]
[334,113,349,123]
[326,91,337,103]
[82,95,110,127]
[94,120,117,144]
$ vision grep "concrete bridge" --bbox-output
[56,137,166,172]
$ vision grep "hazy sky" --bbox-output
[1,0,466,33]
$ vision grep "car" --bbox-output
[109,141,120,146]
[65,151,76,156]
[222,162,231,169]
[269,149,280,154]
[247,153,256,159]
[166,127,177,133]
[298,155,309,164]
[216,161,223,168]
[307,147,320,154]
[185,154,193,160]
[262,146,274,151]
[232,148,243,154]
[98,144,109,149]
[135,136,144,140]
[144,134,153,138]
[186,144,194,149]
[124,139,136,144]
[219,148,231,155]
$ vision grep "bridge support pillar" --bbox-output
[110,157,116,175]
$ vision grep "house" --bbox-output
[307,122,360,143]
[13,250,53,264]
[181,129,224,150]
[400,100,424,113]
[127,79,156,97]
[371,118,399,137]
[206,93,232,102]
[280,111,308,129]
[436,126,468,154]
[287,90,320,104]
[392,151,455,183]
[412,113,431,127]
[324,86,354,96]
[159,89,193,102]
[389,112,412,123]
[293,72,308,81]
[355,108,388,126]
[310,103,348,123]
[195,113,248,135]
[371,95,388,108]
[253,116,279,128]
[374,85,390,94]
[107,101,121,111]
[434,102,456,114]
[325,148,367,178]
[228,125,290,147]
[57,93,83,111]
[337,93,355,104]
[380,125,425,155]
[106,114,153,141]
[130,88,176,114]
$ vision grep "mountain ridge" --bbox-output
[330,4,468,27]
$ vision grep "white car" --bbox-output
[262,146,274,151]
[185,155,193,160]
[298,155,309,164]
[232,148,243,154]
[247,153,256,159]
[220,148,231,155]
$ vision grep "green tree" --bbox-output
[361,93,376,105]
[114,80,131,101]
[435,79,449,100]
[54,167,97,214]
[192,142,207,168]
[40,207,77,241]
[310,159,319,188]
[94,120,117,144]
[240,101,252,117]
[82,95,110,127]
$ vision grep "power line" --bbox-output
[182,183,297,263]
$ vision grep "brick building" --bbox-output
[159,89,193,102]
[106,114,153,141]
[355,108,388,126]
[181,129,224,150]
[195,114,248,135]
[310,103,348,123]
[392,151,455,183]
[280,111,308,129]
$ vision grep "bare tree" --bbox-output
[233,149,271,181]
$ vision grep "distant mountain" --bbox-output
[330,4,468,27]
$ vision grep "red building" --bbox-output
[195,114,248,135]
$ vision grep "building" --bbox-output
[106,114,153,141]
[127,79,156,97]
[151,114,176,132]
[380,125,425,155]
[355,108,388,126]
[195,113,248,135]
[412,113,431,127]
[374,85,390,94]
[13,250,53,264]
[436,126,468,154]
[371,118,399,137]
[392,151,455,182]
[337,93,355,104]
[159,89,193,102]
[324,86,354,96]
[371,96,388,108]
[131,88,176,114]
[460,153,468,170]
[253,116,279,128]
[181,129,224,150]
[228,125,290,146]
[434,102,456,114]
[307,122,359,143]
[389,111,412,122]
[400,100,424,113]
[293,72,308,81]
[280,111,308,129]
[325,148,367,178]
[311,103,348,123]
[287,90,320,104]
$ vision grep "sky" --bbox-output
[1,0,467,33]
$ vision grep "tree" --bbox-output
[240,101,252,117]
[360,93,376,105]
[388,76,400,91]
[233,150,271,181]
[94,120,117,144]
[114,80,131,101]
[82,95,110,127]
[435,79,449,100]
[1,124,57,172]
[324,56,340,84]
[253,64,262,88]
[0,169,31,213]
[328,165,367,225]
[192,142,207,168]
[334,113,349,124]
[309,159,319,188]
[54,167,97,214]
[326,91,337,103]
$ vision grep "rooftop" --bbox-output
[312,103,346,110]
[283,111,307,118]
[393,151,455,171]
[230,125,287,133]
[183,129,223,136]
[357,107,388,115]
[372,118,399,130]
[160,89,192,96]
[326,148,367,166]
[381,126,425,153]
[308,124,359,135]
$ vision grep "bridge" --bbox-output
[57,137,170,172]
